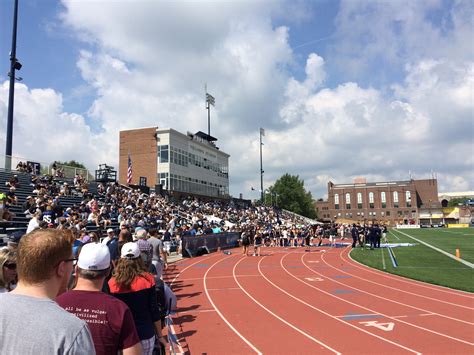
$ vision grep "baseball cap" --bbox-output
[121,242,140,259]
[107,228,114,234]
[77,243,110,271]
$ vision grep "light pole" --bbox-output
[205,88,215,136]
[5,0,22,171]
[259,127,265,203]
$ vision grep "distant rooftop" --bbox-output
[332,180,413,189]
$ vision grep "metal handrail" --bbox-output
[1,154,91,180]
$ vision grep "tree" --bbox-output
[448,197,471,207]
[52,160,86,169]
[268,173,317,219]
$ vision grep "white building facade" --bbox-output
[156,128,229,197]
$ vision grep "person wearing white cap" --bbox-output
[101,228,115,245]
[57,243,142,355]
[109,242,166,354]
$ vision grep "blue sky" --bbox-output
[0,0,472,199]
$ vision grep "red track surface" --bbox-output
[164,245,474,354]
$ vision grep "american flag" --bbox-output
[127,154,132,184]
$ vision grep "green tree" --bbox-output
[52,160,86,169]
[447,197,471,207]
[268,173,316,219]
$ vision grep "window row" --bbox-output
[158,144,228,178]
[334,191,412,209]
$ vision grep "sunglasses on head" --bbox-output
[4,263,16,270]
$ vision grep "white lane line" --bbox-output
[391,314,435,319]
[308,253,474,344]
[393,229,474,269]
[381,247,387,270]
[326,253,474,325]
[203,255,262,354]
[346,247,474,298]
[340,250,474,310]
[259,253,421,354]
[168,255,216,355]
[232,256,341,354]
[178,274,261,282]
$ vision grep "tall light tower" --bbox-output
[260,127,265,203]
[205,87,215,136]
[5,0,22,170]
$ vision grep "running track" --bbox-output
[164,245,474,354]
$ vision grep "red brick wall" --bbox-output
[119,127,157,187]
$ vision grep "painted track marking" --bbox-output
[339,250,474,310]
[345,247,474,298]
[232,256,341,354]
[300,252,474,344]
[318,252,474,325]
[203,255,262,354]
[258,254,421,354]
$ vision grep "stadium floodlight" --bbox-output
[5,0,20,171]
[205,90,215,136]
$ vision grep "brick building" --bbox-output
[315,178,440,225]
[119,127,229,198]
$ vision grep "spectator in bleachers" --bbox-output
[0,248,17,293]
[26,211,42,234]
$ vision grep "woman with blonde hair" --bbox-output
[109,242,165,354]
[0,248,17,293]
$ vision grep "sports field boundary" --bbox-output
[348,248,474,295]
[392,229,474,269]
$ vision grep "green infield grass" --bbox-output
[349,228,474,292]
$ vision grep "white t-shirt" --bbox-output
[26,217,40,234]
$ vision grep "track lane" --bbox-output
[325,248,474,321]
[205,252,335,354]
[343,246,474,303]
[278,250,473,352]
[301,250,474,344]
[248,251,421,354]
[165,253,254,354]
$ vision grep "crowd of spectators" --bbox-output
[0,166,323,354]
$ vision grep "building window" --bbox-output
[386,211,391,216]
[406,191,411,207]
[357,192,362,209]
[393,191,399,208]
[334,194,339,210]
[158,145,169,163]
[381,192,386,208]
[345,193,351,209]
[369,192,374,209]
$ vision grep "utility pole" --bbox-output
[260,127,265,203]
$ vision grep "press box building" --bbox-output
[119,127,229,198]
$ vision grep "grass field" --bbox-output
[350,228,474,293]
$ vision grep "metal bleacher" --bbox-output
[0,169,120,242]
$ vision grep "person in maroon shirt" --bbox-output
[57,243,141,355]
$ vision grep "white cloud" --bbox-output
[0,0,471,201]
